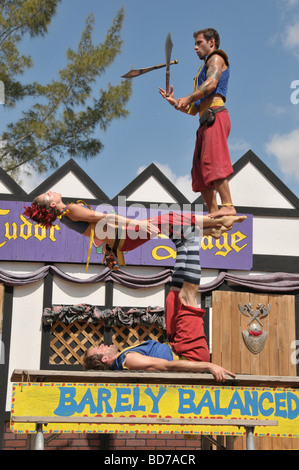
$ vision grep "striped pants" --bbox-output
[170,224,201,288]
[119,212,201,287]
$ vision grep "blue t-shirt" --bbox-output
[110,340,173,370]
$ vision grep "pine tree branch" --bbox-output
[1,5,131,179]
[1,73,81,162]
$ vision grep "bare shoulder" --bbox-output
[206,53,225,68]
[65,203,91,221]
[206,50,228,70]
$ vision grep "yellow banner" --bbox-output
[10,382,299,437]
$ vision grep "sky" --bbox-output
[2,0,299,202]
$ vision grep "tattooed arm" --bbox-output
[174,54,225,112]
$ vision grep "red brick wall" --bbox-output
[109,433,202,451]
[2,422,202,450]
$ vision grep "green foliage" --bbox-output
[0,0,61,106]
[0,1,132,180]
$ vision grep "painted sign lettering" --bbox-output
[11,383,299,437]
[0,202,253,270]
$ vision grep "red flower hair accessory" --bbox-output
[23,204,56,229]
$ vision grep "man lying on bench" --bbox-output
[83,339,235,383]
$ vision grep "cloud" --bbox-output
[228,138,251,153]
[283,19,299,48]
[265,128,299,180]
[264,103,288,116]
[278,0,299,16]
[270,3,299,56]
[137,162,197,202]
[282,0,299,9]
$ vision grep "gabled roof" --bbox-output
[111,163,190,207]
[0,165,26,199]
[193,149,299,212]
[232,150,299,208]
[28,158,110,202]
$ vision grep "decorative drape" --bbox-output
[1,265,299,293]
[43,304,166,328]
[0,266,173,288]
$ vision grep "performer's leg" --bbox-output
[166,287,210,362]
[210,178,236,217]
[171,224,200,286]
[165,223,210,361]
[166,222,200,340]
[166,290,210,361]
[165,289,180,344]
[171,224,201,308]
[117,212,247,253]
[170,299,210,362]
[201,188,218,215]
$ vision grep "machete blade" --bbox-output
[165,32,173,69]
[165,32,173,95]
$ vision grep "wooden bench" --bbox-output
[11,369,299,451]
[11,368,299,386]
[12,416,277,451]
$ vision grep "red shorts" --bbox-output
[165,290,210,362]
[120,212,196,252]
[191,109,233,192]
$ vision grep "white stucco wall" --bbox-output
[4,262,44,410]
[253,216,299,256]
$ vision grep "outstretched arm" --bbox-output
[124,352,236,383]
[65,204,159,238]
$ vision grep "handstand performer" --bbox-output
[82,258,236,382]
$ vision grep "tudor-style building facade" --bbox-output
[1,150,299,450]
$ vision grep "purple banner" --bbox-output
[0,201,252,270]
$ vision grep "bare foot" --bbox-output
[203,227,222,239]
[209,227,226,239]
[203,220,245,239]
[208,205,237,218]
[209,214,247,231]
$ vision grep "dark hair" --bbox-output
[82,351,110,371]
[193,28,220,49]
[23,196,59,229]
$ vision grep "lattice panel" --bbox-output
[50,322,105,365]
[49,321,166,365]
[112,323,166,350]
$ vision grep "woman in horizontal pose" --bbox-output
[24,190,246,270]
